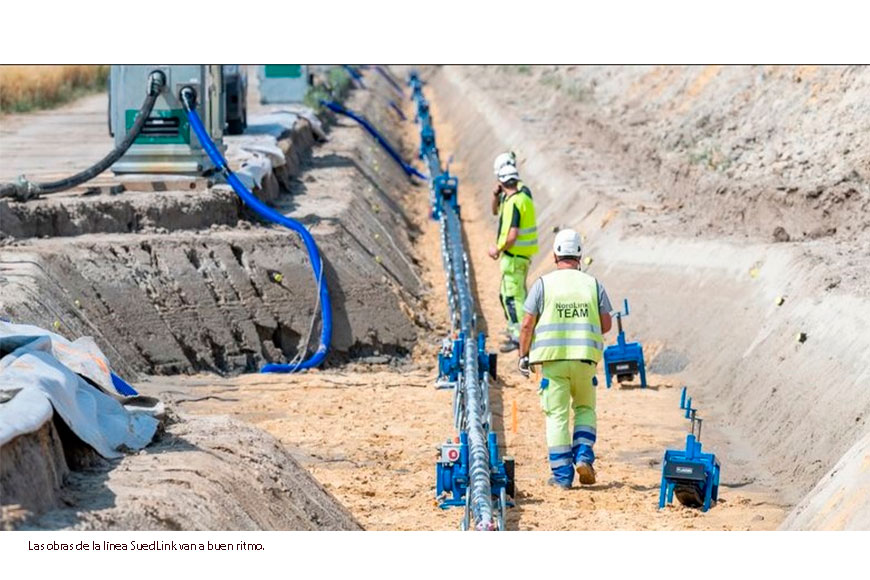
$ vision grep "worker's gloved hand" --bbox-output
[518,356,530,378]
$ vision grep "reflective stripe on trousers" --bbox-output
[548,445,574,485]
[573,425,597,447]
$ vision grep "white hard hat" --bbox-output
[553,228,582,257]
[492,151,517,176]
[497,164,520,184]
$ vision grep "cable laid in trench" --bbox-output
[180,87,331,373]
[320,99,427,181]
[410,74,498,530]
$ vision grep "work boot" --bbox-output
[575,462,596,485]
[547,477,572,490]
[499,338,519,353]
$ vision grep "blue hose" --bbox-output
[182,93,331,373]
[321,100,427,181]
[389,100,407,121]
[375,65,405,98]
[342,65,366,89]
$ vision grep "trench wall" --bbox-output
[430,66,870,528]
[0,72,424,377]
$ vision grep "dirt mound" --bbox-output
[7,413,361,531]
[1,418,69,526]
[0,78,425,377]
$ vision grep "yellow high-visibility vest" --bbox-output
[529,269,604,364]
[497,189,538,257]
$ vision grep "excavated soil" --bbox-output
[1,74,424,378]
[425,65,870,528]
[1,69,414,530]
[9,413,361,531]
[140,90,786,530]
[4,65,868,530]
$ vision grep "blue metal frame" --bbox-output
[436,431,514,512]
[437,432,470,508]
[603,298,647,388]
[658,432,721,512]
[438,333,465,387]
[410,70,511,529]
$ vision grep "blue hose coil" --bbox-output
[183,102,331,372]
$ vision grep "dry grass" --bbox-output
[0,65,109,114]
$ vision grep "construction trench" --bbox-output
[1,65,869,530]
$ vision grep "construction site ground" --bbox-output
[142,164,785,530]
[3,65,869,531]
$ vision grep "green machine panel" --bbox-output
[125,108,190,145]
[264,64,303,78]
[259,65,309,104]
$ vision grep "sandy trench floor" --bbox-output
[147,95,789,531]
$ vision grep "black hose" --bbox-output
[0,70,166,202]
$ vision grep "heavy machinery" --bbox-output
[258,65,309,104]
[603,298,647,388]
[222,65,248,135]
[109,65,225,174]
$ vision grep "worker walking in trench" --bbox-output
[517,229,613,488]
[488,153,538,353]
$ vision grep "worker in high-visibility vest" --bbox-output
[517,229,613,488]
[488,162,538,353]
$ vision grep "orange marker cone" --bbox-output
[511,400,518,434]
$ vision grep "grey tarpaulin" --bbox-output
[0,321,158,458]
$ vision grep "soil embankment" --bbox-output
[1,73,424,377]
[427,65,870,529]
[4,65,867,531]
[147,68,789,530]
[1,68,418,530]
